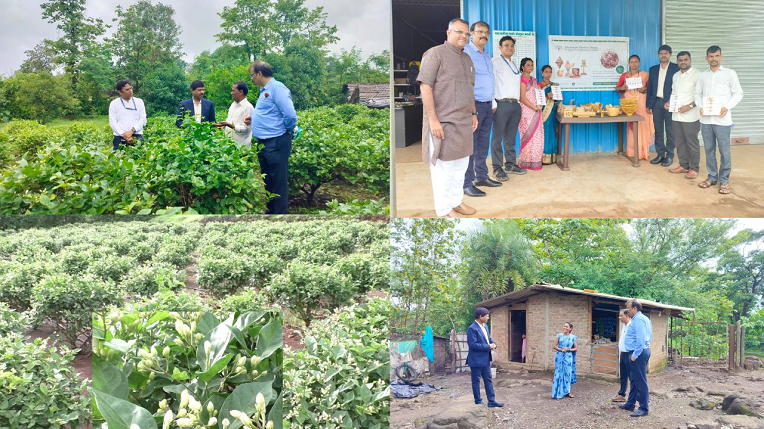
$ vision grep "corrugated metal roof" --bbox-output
[665,0,764,144]
[463,0,663,153]
[476,283,695,315]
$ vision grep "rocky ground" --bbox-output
[391,364,764,429]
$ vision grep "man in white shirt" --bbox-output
[108,80,146,151]
[612,309,632,403]
[491,36,527,182]
[665,51,701,179]
[694,45,744,195]
[215,81,254,148]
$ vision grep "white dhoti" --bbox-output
[429,135,469,217]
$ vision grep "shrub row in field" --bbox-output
[0,104,389,213]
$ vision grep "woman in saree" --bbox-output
[616,55,654,160]
[518,58,544,170]
[552,322,578,399]
[539,65,559,164]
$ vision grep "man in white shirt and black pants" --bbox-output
[109,80,146,151]
[490,36,527,182]
[612,309,632,403]
[694,45,744,195]
[665,51,701,179]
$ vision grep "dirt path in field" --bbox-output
[391,366,764,429]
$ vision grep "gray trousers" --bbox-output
[491,101,521,173]
[652,101,675,158]
[673,120,700,171]
[701,124,732,184]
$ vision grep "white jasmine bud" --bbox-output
[163,346,171,358]
[222,418,230,429]
[162,410,173,429]
[207,417,217,427]
[180,389,190,409]
[256,393,265,411]
[204,341,211,355]
[176,418,194,428]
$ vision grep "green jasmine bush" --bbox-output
[283,298,390,428]
[3,119,50,155]
[268,261,354,326]
[216,288,274,315]
[0,260,53,310]
[0,302,27,335]
[31,274,121,348]
[122,263,186,297]
[127,289,208,313]
[0,334,90,428]
[91,310,282,429]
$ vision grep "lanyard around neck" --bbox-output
[120,98,137,111]
[501,56,521,75]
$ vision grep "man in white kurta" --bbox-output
[216,81,254,148]
[693,45,743,194]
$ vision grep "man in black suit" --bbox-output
[466,307,504,407]
[176,80,216,127]
[646,45,680,167]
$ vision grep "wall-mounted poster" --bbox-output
[548,35,629,91]
[493,30,536,67]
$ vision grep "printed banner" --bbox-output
[548,36,629,91]
[492,30,536,67]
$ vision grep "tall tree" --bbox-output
[391,219,464,336]
[216,0,338,62]
[216,0,278,62]
[39,0,106,85]
[462,219,537,301]
[717,228,764,320]
[19,41,58,73]
[108,1,183,94]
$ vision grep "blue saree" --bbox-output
[551,333,577,399]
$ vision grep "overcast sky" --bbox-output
[0,0,390,76]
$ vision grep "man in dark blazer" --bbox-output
[466,307,504,407]
[176,80,216,127]
[646,45,680,167]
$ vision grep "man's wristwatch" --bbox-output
[472,112,478,116]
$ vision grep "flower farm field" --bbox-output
[0,104,389,215]
[0,217,390,429]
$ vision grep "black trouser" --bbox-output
[618,351,631,396]
[257,132,292,214]
[112,134,143,151]
[491,100,521,173]
[652,101,675,158]
[464,101,493,187]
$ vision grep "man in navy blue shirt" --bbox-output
[463,21,502,198]
[248,61,298,214]
[647,45,680,166]
[619,299,652,417]
[466,307,504,407]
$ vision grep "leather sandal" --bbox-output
[698,180,717,189]
[719,183,731,194]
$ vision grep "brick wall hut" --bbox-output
[477,283,694,377]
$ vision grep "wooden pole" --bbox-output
[740,326,746,368]
[736,321,742,368]
[727,324,735,371]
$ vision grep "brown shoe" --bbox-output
[669,166,689,174]
[439,210,463,218]
[612,395,626,402]
[452,203,476,216]
[685,169,698,179]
